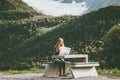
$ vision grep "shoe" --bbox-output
[59,73,62,76]
[63,73,67,76]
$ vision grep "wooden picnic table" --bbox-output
[43,54,99,78]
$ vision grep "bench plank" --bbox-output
[44,61,71,64]
[71,62,99,68]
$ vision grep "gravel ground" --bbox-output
[0,73,120,80]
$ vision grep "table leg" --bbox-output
[70,67,98,78]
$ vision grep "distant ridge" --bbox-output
[0,0,37,12]
[0,0,44,20]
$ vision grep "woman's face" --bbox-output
[59,38,64,44]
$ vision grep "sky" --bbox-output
[22,0,120,16]
[22,0,88,16]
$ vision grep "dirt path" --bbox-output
[0,73,120,80]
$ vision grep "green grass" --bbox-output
[97,68,120,78]
[0,68,44,75]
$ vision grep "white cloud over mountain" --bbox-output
[22,0,120,16]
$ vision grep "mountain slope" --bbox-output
[0,0,120,70]
[0,0,36,12]
[34,6,120,53]
[0,6,119,70]
[0,0,43,20]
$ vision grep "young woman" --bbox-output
[54,38,67,76]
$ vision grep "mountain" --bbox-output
[0,0,120,70]
[22,0,120,16]
[0,5,120,70]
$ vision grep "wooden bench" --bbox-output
[70,62,99,78]
[43,62,71,77]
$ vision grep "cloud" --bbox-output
[22,0,88,16]
[22,0,120,16]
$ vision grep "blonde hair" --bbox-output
[55,38,64,53]
[58,38,64,43]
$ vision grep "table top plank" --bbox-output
[52,54,88,59]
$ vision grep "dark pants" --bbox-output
[54,58,65,74]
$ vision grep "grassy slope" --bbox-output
[23,6,120,57]
[4,6,119,70]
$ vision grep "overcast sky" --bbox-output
[23,0,87,16]
[22,0,120,16]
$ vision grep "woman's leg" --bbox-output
[54,58,62,75]
[61,60,66,74]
